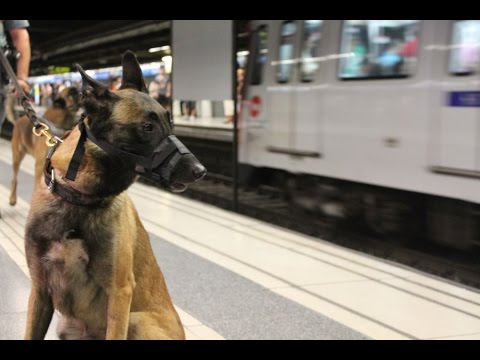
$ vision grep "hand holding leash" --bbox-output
[16,78,30,94]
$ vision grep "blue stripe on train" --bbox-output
[448,91,480,107]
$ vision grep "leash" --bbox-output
[0,47,63,147]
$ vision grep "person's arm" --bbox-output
[9,27,31,93]
[166,81,172,98]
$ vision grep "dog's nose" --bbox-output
[192,164,207,180]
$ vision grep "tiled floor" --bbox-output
[0,138,479,340]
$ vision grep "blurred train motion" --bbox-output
[238,20,480,254]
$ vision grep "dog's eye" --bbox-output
[142,123,153,132]
[148,112,159,121]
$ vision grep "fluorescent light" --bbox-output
[149,45,171,53]
[161,55,172,73]
[237,50,249,56]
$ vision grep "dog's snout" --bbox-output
[192,164,207,180]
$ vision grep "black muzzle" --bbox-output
[65,115,202,186]
[135,135,193,184]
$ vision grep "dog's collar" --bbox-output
[43,146,107,207]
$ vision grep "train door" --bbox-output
[243,23,269,127]
[238,22,269,166]
[291,20,324,156]
[266,20,299,151]
[434,20,480,173]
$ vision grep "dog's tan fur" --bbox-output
[23,53,200,340]
[25,164,185,339]
[9,87,80,206]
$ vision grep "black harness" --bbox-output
[44,114,194,206]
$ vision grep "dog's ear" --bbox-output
[75,64,118,114]
[75,64,111,97]
[53,97,67,109]
[119,51,147,93]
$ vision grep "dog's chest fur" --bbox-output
[26,201,119,323]
[43,237,108,321]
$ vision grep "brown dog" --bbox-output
[9,87,80,206]
[24,51,206,340]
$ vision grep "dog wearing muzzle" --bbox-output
[24,51,206,340]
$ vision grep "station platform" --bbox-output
[0,138,479,340]
[172,115,233,142]
[173,115,232,129]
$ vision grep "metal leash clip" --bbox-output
[32,122,64,147]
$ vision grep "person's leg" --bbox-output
[187,101,196,119]
[0,86,7,135]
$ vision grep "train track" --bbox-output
[139,173,480,290]
[139,133,480,290]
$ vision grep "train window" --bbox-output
[339,20,420,80]
[449,20,480,76]
[277,21,297,84]
[251,25,269,85]
[300,20,323,83]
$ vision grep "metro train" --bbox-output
[238,20,480,250]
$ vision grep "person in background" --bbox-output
[378,42,403,75]
[343,36,367,77]
[399,31,418,58]
[40,83,52,107]
[0,20,30,218]
[182,100,196,120]
[148,64,171,112]
[0,20,31,131]
[110,76,121,91]
[225,67,245,124]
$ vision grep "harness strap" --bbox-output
[65,115,88,181]
[44,143,106,207]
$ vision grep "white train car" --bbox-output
[239,20,480,249]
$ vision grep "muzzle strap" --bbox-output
[136,135,192,183]
[66,115,155,182]
[83,123,153,169]
[160,151,183,183]
[65,115,88,181]
[151,136,185,168]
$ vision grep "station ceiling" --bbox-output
[28,20,171,75]
[27,20,250,76]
